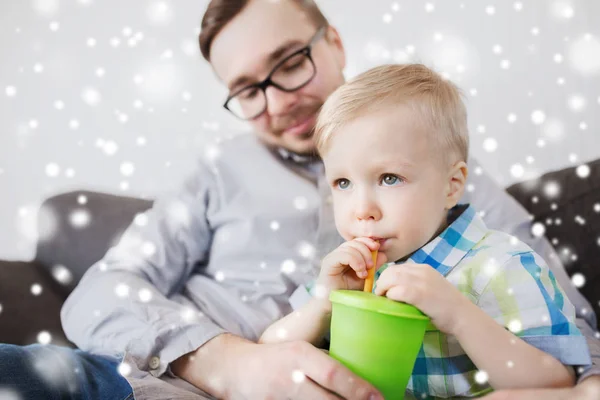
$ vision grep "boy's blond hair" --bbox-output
[315,64,469,166]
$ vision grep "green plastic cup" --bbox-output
[329,290,430,400]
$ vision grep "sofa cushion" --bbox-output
[507,158,600,325]
[0,260,72,346]
[34,191,153,295]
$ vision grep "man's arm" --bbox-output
[61,159,225,377]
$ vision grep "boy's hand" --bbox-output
[316,238,387,294]
[374,262,473,335]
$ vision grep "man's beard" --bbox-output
[271,102,322,138]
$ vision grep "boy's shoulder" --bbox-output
[470,228,536,260]
[450,229,543,293]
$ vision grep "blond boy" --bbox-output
[260,64,591,398]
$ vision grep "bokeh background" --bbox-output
[1,0,599,261]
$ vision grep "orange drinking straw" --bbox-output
[363,250,377,293]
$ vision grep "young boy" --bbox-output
[259,64,591,398]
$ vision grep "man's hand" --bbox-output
[374,262,472,335]
[481,375,600,400]
[172,333,383,400]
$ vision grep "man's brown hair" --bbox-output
[199,0,329,61]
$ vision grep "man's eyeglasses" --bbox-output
[223,27,326,120]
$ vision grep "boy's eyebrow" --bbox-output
[227,40,304,91]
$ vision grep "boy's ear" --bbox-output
[445,161,468,209]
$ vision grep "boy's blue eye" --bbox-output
[336,179,351,190]
[381,174,403,186]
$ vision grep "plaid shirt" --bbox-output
[371,204,591,399]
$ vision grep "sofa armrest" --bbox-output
[0,260,73,347]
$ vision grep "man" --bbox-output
[1,0,598,399]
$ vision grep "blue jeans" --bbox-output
[0,344,133,400]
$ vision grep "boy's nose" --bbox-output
[354,195,382,222]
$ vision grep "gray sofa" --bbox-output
[1,159,599,346]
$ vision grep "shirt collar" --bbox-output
[396,204,488,276]
[276,147,320,164]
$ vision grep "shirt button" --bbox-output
[149,356,160,370]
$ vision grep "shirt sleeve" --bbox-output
[61,159,226,377]
[477,251,591,366]
[574,317,600,383]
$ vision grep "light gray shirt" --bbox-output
[61,133,599,399]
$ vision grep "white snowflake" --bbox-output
[531,110,546,125]
[118,362,132,377]
[508,319,523,333]
[510,164,524,178]
[270,221,280,231]
[568,94,586,112]
[141,241,156,257]
[551,1,574,19]
[297,241,315,259]
[281,259,296,274]
[115,283,130,298]
[54,100,65,110]
[49,21,60,32]
[147,1,173,25]
[69,209,91,228]
[120,162,135,177]
[553,53,563,63]
[543,181,561,198]
[531,222,546,238]
[134,213,149,227]
[576,164,590,178]
[475,370,489,384]
[52,265,73,285]
[482,138,498,153]
[572,273,585,288]
[45,163,60,177]
[568,34,600,76]
[276,328,288,339]
[81,87,101,106]
[37,331,52,345]
[215,271,225,281]
[485,6,495,16]
[31,283,43,296]
[382,13,392,23]
[291,370,306,384]
[425,3,435,13]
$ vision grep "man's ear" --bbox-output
[325,26,346,70]
[445,160,468,209]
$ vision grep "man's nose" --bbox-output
[265,86,299,116]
